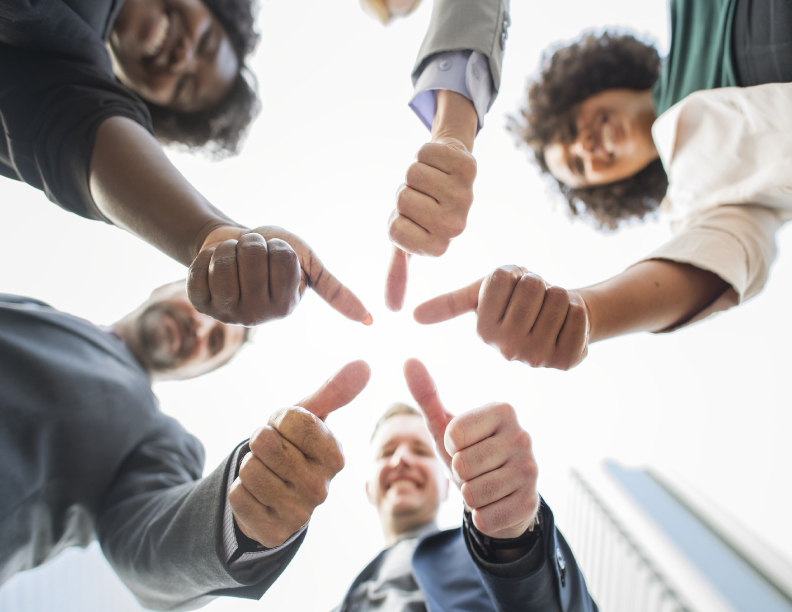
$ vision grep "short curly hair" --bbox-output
[144,0,261,158]
[510,31,667,230]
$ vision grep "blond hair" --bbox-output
[370,403,422,442]
[359,0,423,25]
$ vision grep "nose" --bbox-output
[169,38,195,73]
[389,444,413,468]
[571,128,596,157]
[192,312,216,344]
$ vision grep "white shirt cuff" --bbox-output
[221,444,308,569]
[409,50,494,132]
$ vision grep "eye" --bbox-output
[414,444,434,457]
[567,118,578,141]
[208,326,225,356]
[198,24,212,54]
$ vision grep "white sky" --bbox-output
[2,0,791,610]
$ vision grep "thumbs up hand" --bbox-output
[404,358,539,540]
[414,265,590,371]
[228,360,371,547]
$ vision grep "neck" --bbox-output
[110,315,148,372]
[381,513,436,547]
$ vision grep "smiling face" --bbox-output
[117,281,247,380]
[108,0,239,112]
[543,88,658,189]
[366,413,448,536]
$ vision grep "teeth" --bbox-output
[602,122,614,155]
[144,14,169,58]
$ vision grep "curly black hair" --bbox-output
[510,31,667,231]
[144,0,261,158]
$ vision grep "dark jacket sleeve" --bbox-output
[96,419,305,611]
[0,45,153,221]
[464,501,599,612]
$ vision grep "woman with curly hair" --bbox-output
[410,0,792,371]
[0,0,372,328]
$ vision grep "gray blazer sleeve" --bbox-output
[412,0,511,94]
[96,421,305,611]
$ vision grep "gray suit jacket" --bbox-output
[0,295,304,611]
[413,0,511,95]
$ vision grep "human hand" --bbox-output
[404,358,539,540]
[385,137,476,311]
[188,225,372,326]
[228,360,372,547]
[414,266,590,370]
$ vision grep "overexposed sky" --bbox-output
[2,0,791,610]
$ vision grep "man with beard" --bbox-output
[0,283,371,610]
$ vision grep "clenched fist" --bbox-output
[415,266,590,370]
[228,360,371,547]
[385,137,476,312]
[189,225,372,326]
[404,358,539,540]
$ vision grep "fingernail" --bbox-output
[362,313,374,326]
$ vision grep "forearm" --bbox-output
[578,259,730,342]
[89,116,246,266]
[432,90,478,152]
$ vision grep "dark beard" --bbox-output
[136,303,195,371]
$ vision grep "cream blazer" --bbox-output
[644,83,792,329]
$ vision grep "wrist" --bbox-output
[574,287,600,344]
[198,223,250,254]
[431,90,477,152]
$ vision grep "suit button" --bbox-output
[472,66,480,79]
[503,19,509,33]
[501,31,507,48]
[556,548,567,587]
[439,59,452,71]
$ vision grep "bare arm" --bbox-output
[89,116,243,266]
[414,260,729,370]
[578,259,729,341]
[89,117,369,326]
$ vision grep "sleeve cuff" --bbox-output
[462,507,544,579]
[638,204,785,331]
[409,50,494,132]
[221,443,308,569]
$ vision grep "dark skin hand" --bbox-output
[414,260,729,370]
[90,117,371,326]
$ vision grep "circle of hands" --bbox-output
[194,137,563,547]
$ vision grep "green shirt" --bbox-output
[652,0,740,115]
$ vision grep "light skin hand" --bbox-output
[385,90,478,312]
[189,225,372,326]
[403,358,540,543]
[414,260,729,367]
[414,266,590,370]
[228,360,372,548]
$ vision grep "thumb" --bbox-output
[385,246,411,312]
[298,360,372,421]
[413,277,483,324]
[403,358,454,468]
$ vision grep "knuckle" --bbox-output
[405,163,422,186]
[545,285,570,307]
[517,274,545,296]
[498,343,520,362]
[471,509,488,534]
[451,452,470,482]
[415,143,434,163]
[461,482,478,508]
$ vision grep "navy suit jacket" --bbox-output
[336,503,598,612]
